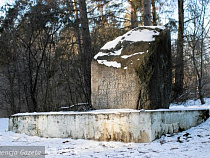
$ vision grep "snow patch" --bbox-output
[101,36,123,50]
[121,52,145,59]
[94,52,107,59]
[12,109,139,116]
[94,48,123,59]
[97,60,121,68]
[100,27,164,51]
[94,26,166,69]
[123,29,159,42]
[145,26,166,30]
[12,100,210,117]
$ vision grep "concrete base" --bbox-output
[9,109,209,143]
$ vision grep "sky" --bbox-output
[0,0,15,16]
[0,0,14,7]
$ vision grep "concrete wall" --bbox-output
[9,109,209,143]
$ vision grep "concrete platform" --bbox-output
[9,109,209,143]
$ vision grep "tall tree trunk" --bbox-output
[73,0,82,54]
[78,0,92,105]
[199,31,205,104]
[174,0,184,99]
[198,0,206,104]
[143,0,151,26]
[8,69,16,113]
[198,78,205,104]
[130,0,138,29]
[192,49,205,105]
[151,0,157,26]
[100,0,104,26]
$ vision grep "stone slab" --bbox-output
[9,109,209,143]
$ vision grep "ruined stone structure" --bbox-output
[91,26,172,110]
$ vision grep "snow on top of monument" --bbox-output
[93,26,166,68]
[101,26,165,50]
[121,52,145,59]
[12,108,209,117]
[12,109,139,116]
[94,48,122,59]
[97,60,121,68]
[12,97,210,117]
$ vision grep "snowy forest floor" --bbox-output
[1,99,210,158]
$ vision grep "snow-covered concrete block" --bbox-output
[9,109,209,143]
[91,26,172,110]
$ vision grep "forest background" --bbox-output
[0,0,209,117]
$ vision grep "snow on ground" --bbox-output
[1,98,210,158]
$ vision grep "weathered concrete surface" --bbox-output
[9,109,209,143]
[91,26,172,110]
